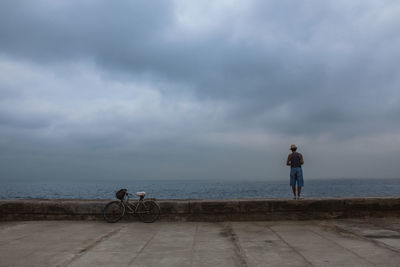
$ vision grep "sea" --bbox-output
[1,178,399,200]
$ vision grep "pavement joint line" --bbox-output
[329,221,400,254]
[189,222,198,267]
[222,222,249,267]
[308,224,377,266]
[268,224,315,267]
[58,225,124,267]
[126,227,158,267]
[1,220,400,266]
[367,218,400,234]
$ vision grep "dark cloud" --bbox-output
[0,1,173,60]
[0,0,399,180]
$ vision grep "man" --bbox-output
[286,144,304,200]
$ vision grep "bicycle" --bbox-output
[103,190,160,223]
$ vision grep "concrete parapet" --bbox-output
[1,198,400,221]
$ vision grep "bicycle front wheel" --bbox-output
[103,201,125,223]
[138,200,160,223]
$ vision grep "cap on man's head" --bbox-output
[290,144,297,150]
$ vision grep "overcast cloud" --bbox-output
[0,0,399,181]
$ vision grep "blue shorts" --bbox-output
[290,167,304,187]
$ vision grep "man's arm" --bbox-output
[299,153,304,165]
[286,155,291,166]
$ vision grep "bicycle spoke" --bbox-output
[138,200,160,223]
[103,201,125,223]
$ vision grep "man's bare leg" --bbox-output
[297,186,302,199]
[292,186,296,199]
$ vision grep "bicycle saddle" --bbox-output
[135,192,146,197]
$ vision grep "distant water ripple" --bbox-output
[1,178,400,200]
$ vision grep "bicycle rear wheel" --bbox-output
[138,200,160,223]
[103,201,125,223]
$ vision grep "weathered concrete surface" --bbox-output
[1,218,400,267]
[1,198,400,221]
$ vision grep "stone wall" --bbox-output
[1,198,400,221]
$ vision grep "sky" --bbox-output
[0,0,399,181]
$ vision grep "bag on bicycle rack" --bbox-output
[115,189,127,200]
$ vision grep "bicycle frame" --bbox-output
[103,191,160,223]
[121,193,145,215]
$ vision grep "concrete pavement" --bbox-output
[1,219,400,267]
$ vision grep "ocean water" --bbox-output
[1,178,400,200]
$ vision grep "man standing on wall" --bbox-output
[286,144,304,200]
